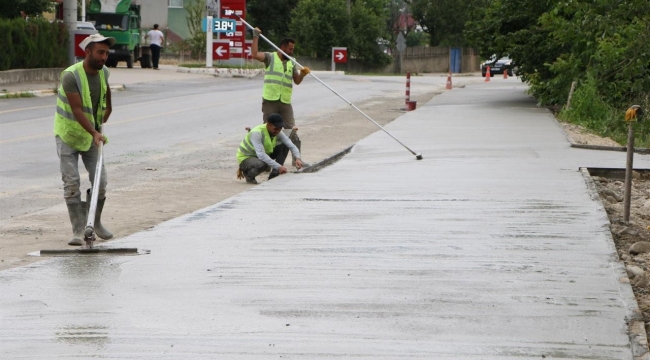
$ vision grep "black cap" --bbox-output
[267,113,285,128]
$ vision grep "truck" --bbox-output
[86,0,151,68]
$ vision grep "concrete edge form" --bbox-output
[39,247,140,256]
[295,144,354,174]
[580,167,650,359]
[572,144,650,155]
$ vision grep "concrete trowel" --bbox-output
[40,129,140,256]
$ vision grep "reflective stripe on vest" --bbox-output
[262,52,293,104]
[236,124,277,164]
[53,62,107,152]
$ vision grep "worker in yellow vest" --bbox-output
[251,27,310,167]
[237,114,304,184]
[53,34,115,246]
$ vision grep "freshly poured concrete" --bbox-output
[2,80,649,359]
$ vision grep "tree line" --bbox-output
[465,0,650,145]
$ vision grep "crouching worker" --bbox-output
[237,114,303,184]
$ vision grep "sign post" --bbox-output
[331,47,348,71]
[206,16,213,67]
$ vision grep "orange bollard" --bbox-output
[446,72,452,90]
[503,69,508,79]
[485,66,491,82]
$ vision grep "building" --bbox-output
[47,0,209,45]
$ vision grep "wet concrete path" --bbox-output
[2,79,650,359]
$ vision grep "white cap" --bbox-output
[79,33,116,50]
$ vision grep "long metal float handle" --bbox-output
[85,127,104,237]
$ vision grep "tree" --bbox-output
[289,0,390,67]
[0,0,53,19]
[407,0,479,46]
[466,0,650,145]
[386,0,407,44]
[184,0,206,60]
[247,0,299,48]
[350,0,391,66]
[464,0,565,101]
[540,0,650,105]
[289,0,354,58]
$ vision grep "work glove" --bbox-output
[299,66,310,76]
[253,27,262,38]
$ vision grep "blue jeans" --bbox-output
[55,136,107,204]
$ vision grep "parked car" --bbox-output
[481,56,515,77]
[76,21,97,30]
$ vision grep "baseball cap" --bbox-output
[79,34,116,50]
[267,113,285,128]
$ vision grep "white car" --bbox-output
[76,21,97,30]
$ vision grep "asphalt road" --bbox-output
[0,70,460,221]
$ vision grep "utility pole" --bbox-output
[64,0,78,65]
[64,0,77,29]
[346,0,351,15]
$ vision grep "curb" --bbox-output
[177,67,264,79]
[0,84,126,98]
[176,68,345,78]
[580,167,650,359]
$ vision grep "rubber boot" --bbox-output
[66,202,87,246]
[289,132,310,168]
[243,170,258,184]
[87,189,113,240]
[290,132,301,167]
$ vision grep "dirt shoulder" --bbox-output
[559,122,622,147]
[0,91,439,271]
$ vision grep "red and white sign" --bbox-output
[244,40,252,58]
[74,34,88,57]
[220,0,246,59]
[333,48,347,63]
[213,41,230,60]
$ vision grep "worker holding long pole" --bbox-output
[250,27,311,174]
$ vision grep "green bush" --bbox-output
[561,72,650,147]
[0,18,68,71]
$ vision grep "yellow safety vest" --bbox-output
[237,124,277,163]
[262,52,293,104]
[53,62,107,151]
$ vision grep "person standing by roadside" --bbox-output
[145,24,165,70]
[250,28,310,166]
[54,34,115,246]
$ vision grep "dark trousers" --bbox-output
[151,44,161,69]
[239,144,289,180]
